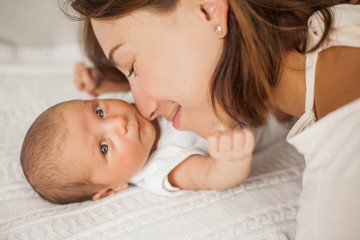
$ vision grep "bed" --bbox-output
[0,2,305,239]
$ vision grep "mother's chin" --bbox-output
[181,116,236,139]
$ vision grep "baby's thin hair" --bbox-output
[20,102,100,204]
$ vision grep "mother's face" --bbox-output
[91,1,235,138]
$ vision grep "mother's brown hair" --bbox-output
[61,0,351,127]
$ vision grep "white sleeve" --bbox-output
[130,145,207,197]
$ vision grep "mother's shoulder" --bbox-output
[315,46,360,119]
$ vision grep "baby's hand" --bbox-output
[74,62,131,97]
[206,124,255,162]
[73,62,102,97]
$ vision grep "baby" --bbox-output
[21,98,254,204]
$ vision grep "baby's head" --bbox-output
[21,99,156,204]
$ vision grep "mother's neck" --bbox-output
[272,50,307,118]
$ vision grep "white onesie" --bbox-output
[129,116,208,196]
[286,4,360,240]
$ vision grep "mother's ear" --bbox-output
[199,0,229,38]
[92,182,128,201]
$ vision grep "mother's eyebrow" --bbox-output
[108,44,123,65]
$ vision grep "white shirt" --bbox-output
[285,4,360,240]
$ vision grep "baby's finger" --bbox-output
[243,128,255,152]
[206,133,220,157]
[233,130,246,151]
[87,91,98,98]
[73,62,87,90]
[218,130,232,153]
[210,123,231,136]
[81,69,97,93]
[217,123,231,132]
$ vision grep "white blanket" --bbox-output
[0,44,305,239]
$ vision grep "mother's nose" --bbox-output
[134,97,159,121]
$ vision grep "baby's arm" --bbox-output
[73,62,130,97]
[168,125,254,190]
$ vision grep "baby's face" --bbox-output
[63,99,156,188]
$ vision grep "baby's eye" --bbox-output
[96,107,104,118]
[100,140,108,156]
[127,62,136,78]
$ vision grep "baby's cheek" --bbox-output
[127,147,148,172]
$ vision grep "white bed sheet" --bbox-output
[0,44,305,240]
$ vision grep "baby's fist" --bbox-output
[73,62,101,97]
[206,125,254,162]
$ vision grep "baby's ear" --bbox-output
[113,182,128,192]
[92,183,128,201]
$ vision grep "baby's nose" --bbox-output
[105,115,128,135]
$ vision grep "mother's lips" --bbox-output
[167,106,180,122]
[171,106,182,129]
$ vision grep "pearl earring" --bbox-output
[214,25,223,36]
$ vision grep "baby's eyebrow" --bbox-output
[88,100,100,112]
